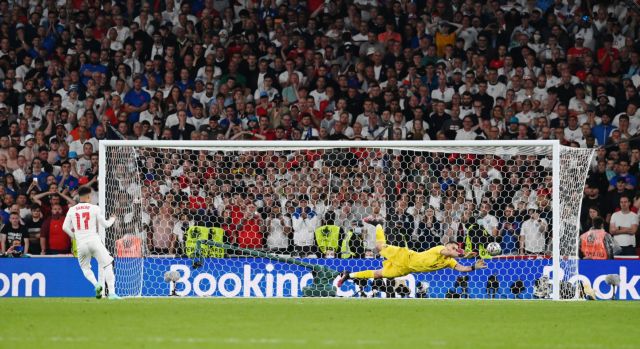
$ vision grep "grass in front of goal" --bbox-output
[1,298,638,349]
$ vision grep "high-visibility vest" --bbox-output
[116,235,143,257]
[185,226,225,258]
[315,225,341,254]
[340,230,354,259]
[464,224,492,259]
[72,238,77,257]
[580,229,609,260]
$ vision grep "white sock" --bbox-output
[104,264,116,296]
[81,267,98,287]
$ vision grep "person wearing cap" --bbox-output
[336,44,357,72]
[61,85,82,114]
[567,33,591,65]
[519,205,548,255]
[19,134,36,163]
[501,116,519,139]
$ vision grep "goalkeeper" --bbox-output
[337,225,486,286]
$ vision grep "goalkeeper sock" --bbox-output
[104,263,116,296]
[350,270,375,279]
[375,225,386,245]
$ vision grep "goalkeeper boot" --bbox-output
[108,294,122,300]
[95,285,103,299]
[336,271,350,288]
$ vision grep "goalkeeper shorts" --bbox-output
[380,245,412,278]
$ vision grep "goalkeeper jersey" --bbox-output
[408,246,457,272]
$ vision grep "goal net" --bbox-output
[99,140,594,299]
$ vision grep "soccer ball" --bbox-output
[486,242,502,256]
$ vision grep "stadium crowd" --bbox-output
[0,0,639,258]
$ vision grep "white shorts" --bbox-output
[77,239,114,270]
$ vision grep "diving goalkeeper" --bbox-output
[337,225,486,287]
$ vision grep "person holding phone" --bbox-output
[1,212,29,255]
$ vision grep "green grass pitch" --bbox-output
[1,298,638,349]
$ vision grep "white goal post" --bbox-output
[99,140,594,300]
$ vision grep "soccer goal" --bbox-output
[99,140,594,300]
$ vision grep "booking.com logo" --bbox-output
[170,264,415,298]
[0,272,46,297]
[542,266,640,299]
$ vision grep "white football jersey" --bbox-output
[63,203,115,245]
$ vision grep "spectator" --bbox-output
[148,201,177,255]
[40,204,71,255]
[292,196,319,257]
[519,207,548,255]
[591,113,616,146]
[56,161,80,192]
[1,212,29,254]
[412,207,442,252]
[499,204,521,255]
[27,158,50,191]
[477,202,499,237]
[24,204,44,255]
[581,186,608,230]
[236,203,264,249]
[171,111,195,140]
[606,178,634,217]
[265,205,291,254]
[608,159,637,191]
[123,76,151,123]
[609,196,638,256]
